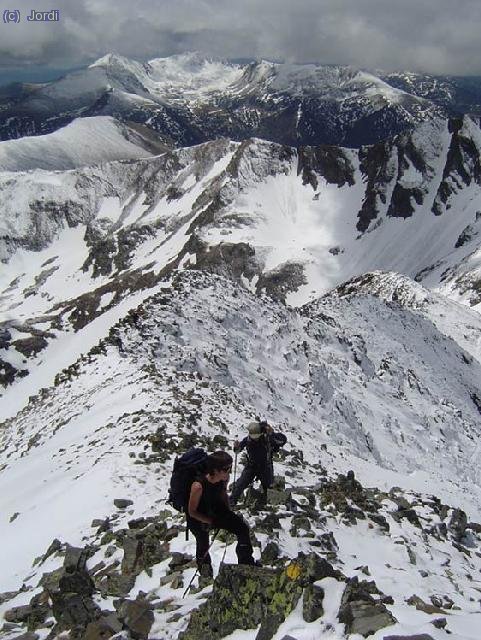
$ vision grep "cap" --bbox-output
[248,422,263,440]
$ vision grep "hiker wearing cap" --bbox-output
[187,450,257,579]
[230,421,287,505]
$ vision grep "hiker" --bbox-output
[230,420,287,505]
[187,450,257,578]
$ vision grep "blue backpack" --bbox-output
[168,448,208,512]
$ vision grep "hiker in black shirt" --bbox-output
[231,421,287,505]
[187,450,256,578]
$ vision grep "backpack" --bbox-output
[168,448,208,512]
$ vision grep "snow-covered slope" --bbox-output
[3,117,481,404]
[1,271,481,639]
[0,117,165,171]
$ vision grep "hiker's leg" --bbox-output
[259,466,273,502]
[230,465,256,505]
[214,510,254,564]
[187,517,212,568]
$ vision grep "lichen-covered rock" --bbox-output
[180,554,340,640]
[179,563,304,640]
[302,584,324,622]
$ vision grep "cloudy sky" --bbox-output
[0,0,480,81]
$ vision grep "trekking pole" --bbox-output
[233,451,238,487]
[182,528,220,598]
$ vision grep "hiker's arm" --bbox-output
[234,437,246,453]
[219,484,230,510]
[188,482,213,525]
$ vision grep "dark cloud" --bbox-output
[0,0,480,75]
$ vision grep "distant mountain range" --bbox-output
[1,52,481,147]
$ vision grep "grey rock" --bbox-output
[406,594,445,614]
[4,606,35,624]
[448,508,468,541]
[290,516,311,532]
[261,541,281,565]
[38,567,65,594]
[121,537,142,575]
[266,488,292,507]
[466,521,481,533]
[117,599,154,640]
[59,570,95,596]
[341,601,396,636]
[338,577,396,637]
[51,592,100,628]
[41,539,62,564]
[0,590,20,605]
[114,499,134,509]
[105,573,136,597]
[83,614,123,640]
[432,617,447,629]
[64,545,89,573]
[383,636,434,640]
[303,584,324,622]
[256,513,282,533]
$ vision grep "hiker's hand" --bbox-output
[265,424,273,434]
[234,439,240,449]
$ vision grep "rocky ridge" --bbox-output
[1,453,481,639]
[2,271,481,640]
[3,117,481,401]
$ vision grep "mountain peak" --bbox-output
[88,52,136,69]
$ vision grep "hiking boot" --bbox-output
[198,561,213,587]
[239,558,262,567]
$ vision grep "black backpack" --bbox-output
[168,448,208,512]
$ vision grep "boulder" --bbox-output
[267,488,292,507]
[83,614,123,640]
[117,598,154,640]
[64,545,89,573]
[406,594,445,614]
[261,542,281,565]
[448,509,468,541]
[179,563,303,640]
[303,584,324,622]
[180,554,339,640]
[104,572,136,597]
[59,570,95,596]
[383,636,434,640]
[114,499,133,509]
[51,592,100,628]
[4,606,35,624]
[338,577,396,637]
[0,590,20,605]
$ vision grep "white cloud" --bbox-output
[0,0,480,75]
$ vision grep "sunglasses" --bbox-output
[221,466,232,472]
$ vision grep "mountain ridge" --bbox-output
[3,51,481,148]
